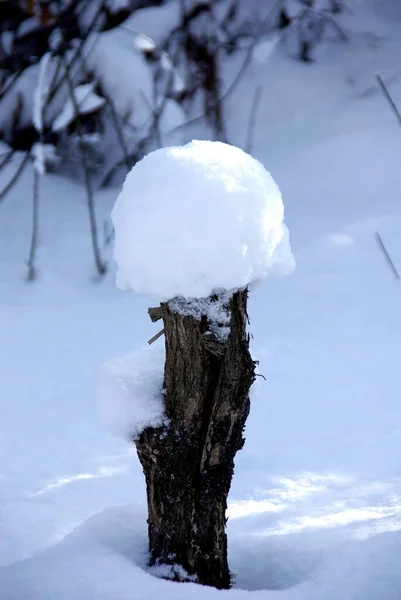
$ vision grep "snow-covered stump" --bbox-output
[137,291,254,588]
[110,140,294,589]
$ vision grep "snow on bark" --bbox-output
[99,344,166,441]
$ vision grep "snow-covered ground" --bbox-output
[2,2,401,598]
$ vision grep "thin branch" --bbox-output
[47,1,106,105]
[255,373,267,381]
[375,232,400,280]
[140,89,163,148]
[0,1,93,105]
[102,89,131,170]
[102,219,114,248]
[0,151,30,204]
[0,149,15,171]
[148,328,165,345]
[27,169,40,281]
[135,34,184,153]
[0,69,24,102]
[325,15,348,42]
[61,48,106,276]
[376,73,401,126]
[99,156,128,188]
[167,0,282,136]
[245,85,262,154]
[148,36,188,147]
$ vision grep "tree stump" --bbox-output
[136,289,255,589]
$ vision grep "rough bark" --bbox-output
[136,289,255,589]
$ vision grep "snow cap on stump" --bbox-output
[112,140,294,300]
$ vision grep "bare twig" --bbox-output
[376,74,401,126]
[140,89,163,148]
[146,33,185,150]
[255,373,267,381]
[47,1,105,105]
[103,89,131,171]
[99,157,129,188]
[27,169,40,281]
[168,0,282,136]
[102,219,114,248]
[0,151,30,204]
[375,232,400,280]
[0,70,24,102]
[137,34,184,151]
[0,149,15,171]
[61,48,106,276]
[148,328,165,345]
[325,15,348,42]
[27,49,54,280]
[245,85,262,154]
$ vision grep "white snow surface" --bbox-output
[99,343,166,441]
[112,140,293,301]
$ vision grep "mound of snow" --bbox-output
[99,344,166,440]
[112,140,294,300]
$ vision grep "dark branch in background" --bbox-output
[99,154,134,188]
[99,24,183,187]
[376,73,401,126]
[47,0,106,106]
[0,69,24,102]
[141,25,187,151]
[324,14,348,42]
[0,151,30,204]
[0,149,15,170]
[296,8,313,62]
[27,169,40,281]
[374,75,401,281]
[168,0,347,138]
[217,1,279,93]
[103,219,114,249]
[26,47,52,281]
[375,232,400,281]
[0,0,89,106]
[102,89,131,171]
[140,90,163,149]
[245,85,262,154]
[60,39,106,276]
[177,0,226,140]
[168,0,282,137]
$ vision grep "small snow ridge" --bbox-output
[150,562,198,583]
[112,140,294,301]
[328,233,355,247]
[28,466,126,498]
[99,344,166,441]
